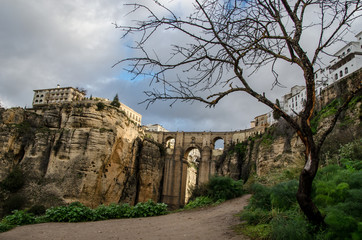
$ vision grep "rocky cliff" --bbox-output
[0,102,164,214]
[216,74,361,184]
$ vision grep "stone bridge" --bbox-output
[147,127,265,208]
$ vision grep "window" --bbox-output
[315,73,318,78]
[340,71,343,77]
[345,67,348,74]
[347,48,351,53]
[35,100,38,102]
[36,95,39,97]
[335,74,338,80]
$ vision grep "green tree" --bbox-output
[118,0,362,226]
[111,94,120,108]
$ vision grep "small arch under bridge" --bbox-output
[146,127,264,208]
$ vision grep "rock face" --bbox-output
[0,102,164,213]
[215,119,305,182]
[216,95,361,184]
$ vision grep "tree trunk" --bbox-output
[296,147,324,226]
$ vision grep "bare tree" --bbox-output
[116,0,362,226]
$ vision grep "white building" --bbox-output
[32,85,85,106]
[258,30,362,126]
[119,102,142,126]
[315,31,362,85]
[144,124,168,132]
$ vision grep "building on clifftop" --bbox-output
[32,85,85,107]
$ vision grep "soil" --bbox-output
[0,195,251,240]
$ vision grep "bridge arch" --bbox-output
[181,146,201,204]
[213,137,225,150]
[165,136,175,149]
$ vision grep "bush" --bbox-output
[239,224,272,240]
[1,167,25,192]
[184,196,214,210]
[127,200,168,218]
[248,183,271,210]
[188,183,209,202]
[44,202,95,222]
[270,180,298,210]
[0,200,169,233]
[28,205,46,216]
[0,222,13,233]
[207,176,244,201]
[324,208,358,239]
[241,208,272,225]
[93,203,132,220]
[96,102,105,111]
[2,195,26,215]
[2,210,35,226]
[270,211,311,240]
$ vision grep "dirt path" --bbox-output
[0,194,251,240]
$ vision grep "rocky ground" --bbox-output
[0,195,250,240]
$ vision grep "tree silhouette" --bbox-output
[116,0,362,226]
[111,94,121,108]
[273,99,282,120]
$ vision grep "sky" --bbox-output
[0,0,360,132]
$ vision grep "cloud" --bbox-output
[0,0,360,132]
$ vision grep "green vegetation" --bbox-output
[2,195,26,215]
[310,98,341,134]
[261,133,274,146]
[96,102,105,111]
[0,167,25,193]
[185,175,244,209]
[0,200,168,233]
[238,140,362,239]
[110,94,121,108]
[184,196,215,209]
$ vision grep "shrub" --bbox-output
[2,210,35,226]
[270,211,311,240]
[0,222,13,233]
[248,183,271,210]
[207,176,244,201]
[184,196,214,210]
[324,208,358,239]
[239,224,271,240]
[96,102,105,111]
[28,205,46,216]
[2,195,26,215]
[1,167,25,192]
[127,200,168,218]
[44,202,95,222]
[188,183,209,202]
[270,180,298,210]
[241,208,272,225]
[93,203,132,220]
